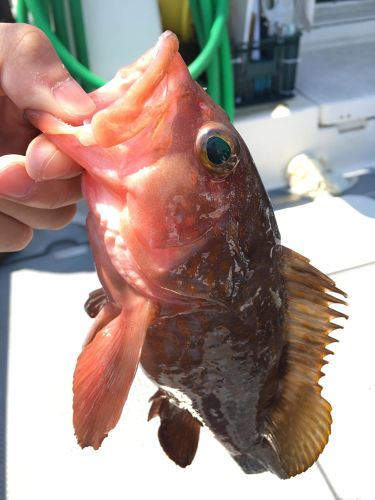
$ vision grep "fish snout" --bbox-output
[91,32,180,148]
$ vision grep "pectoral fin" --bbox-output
[148,390,202,468]
[265,247,348,478]
[73,291,154,449]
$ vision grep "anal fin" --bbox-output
[148,390,202,468]
[265,247,348,478]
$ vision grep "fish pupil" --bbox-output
[206,136,231,165]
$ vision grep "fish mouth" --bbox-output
[90,31,180,148]
[27,31,181,150]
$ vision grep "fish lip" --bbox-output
[90,31,180,148]
[28,32,180,149]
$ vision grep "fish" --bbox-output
[30,31,347,478]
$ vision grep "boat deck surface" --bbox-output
[1,193,374,500]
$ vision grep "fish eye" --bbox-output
[197,123,239,178]
[207,136,232,165]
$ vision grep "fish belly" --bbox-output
[141,308,282,465]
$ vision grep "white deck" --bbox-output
[1,191,374,500]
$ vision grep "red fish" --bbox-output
[31,31,347,478]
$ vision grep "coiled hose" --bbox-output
[16,0,234,120]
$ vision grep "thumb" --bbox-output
[0,23,95,122]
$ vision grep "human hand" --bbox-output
[0,23,95,252]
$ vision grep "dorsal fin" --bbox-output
[265,246,348,478]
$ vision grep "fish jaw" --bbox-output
[29,30,232,303]
[26,31,192,187]
[82,172,219,306]
[91,30,180,147]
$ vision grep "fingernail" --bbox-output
[53,78,96,116]
[0,163,36,198]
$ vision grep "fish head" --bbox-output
[31,31,279,306]
[89,32,243,251]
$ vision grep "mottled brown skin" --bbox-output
[33,32,345,476]
[141,141,287,474]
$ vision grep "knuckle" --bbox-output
[12,24,50,54]
[3,24,66,90]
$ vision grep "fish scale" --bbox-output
[30,31,347,478]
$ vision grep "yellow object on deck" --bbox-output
[158,0,194,42]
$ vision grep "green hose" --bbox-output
[16,0,28,22]
[196,0,221,105]
[188,0,227,80]
[189,0,234,121]
[17,0,234,119]
[68,0,89,68]
[188,0,204,49]
[22,0,105,87]
[51,0,70,51]
[220,29,235,121]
